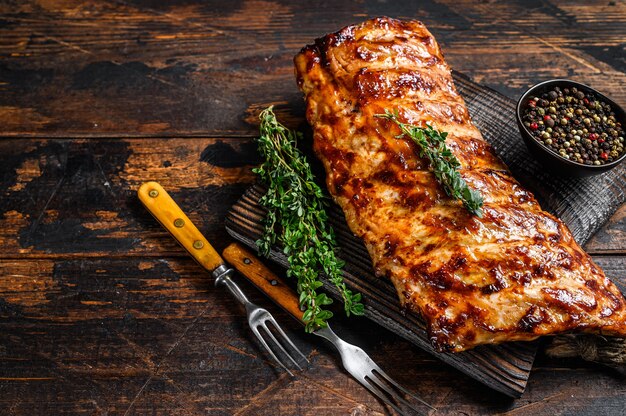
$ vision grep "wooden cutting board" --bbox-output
[225,72,626,398]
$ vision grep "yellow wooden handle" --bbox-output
[138,181,224,272]
[223,243,305,322]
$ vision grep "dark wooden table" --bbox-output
[1,1,625,414]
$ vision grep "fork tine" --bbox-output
[359,376,406,416]
[367,372,430,415]
[251,324,294,376]
[265,315,308,364]
[260,320,303,371]
[371,367,436,411]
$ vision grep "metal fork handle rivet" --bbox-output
[243,257,252,265]
[193,240,204,249]
[174,218,185,228]
[148,189,159,198]
[270,280,278,286]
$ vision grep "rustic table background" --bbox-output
[1,1,625,415]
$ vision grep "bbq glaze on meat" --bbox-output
[294,17,626,352]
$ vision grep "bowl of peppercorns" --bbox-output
[516,79,626,176]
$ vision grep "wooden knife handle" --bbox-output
[223,243,304,322]
[137,181,224,272]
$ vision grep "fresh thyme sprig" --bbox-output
[375,109,483,217]
[253,106,364,332]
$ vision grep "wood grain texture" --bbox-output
[586,204,626,254]
[1,0,625,414]
[0,135,623,260]
[1,256,625,415]
[224,72,626,397]
[223,243,305,322]
[0,0,624,137]
[0,138,257,257]
[226,185,538,398]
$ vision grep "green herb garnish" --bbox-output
[253,106,364,332]
[376,109,483,217]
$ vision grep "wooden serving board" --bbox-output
[225,72,626,398]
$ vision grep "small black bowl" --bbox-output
[516,79,626,177]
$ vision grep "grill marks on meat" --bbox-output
[294,17,626,352]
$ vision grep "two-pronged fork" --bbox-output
[138,181,307,376]
[223,243,436,416]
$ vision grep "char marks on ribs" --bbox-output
[294,17,626,352]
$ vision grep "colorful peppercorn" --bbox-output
[523,86,625,165]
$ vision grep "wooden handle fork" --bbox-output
[137,181,224,272]
[223,243,305,322]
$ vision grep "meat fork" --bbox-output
[138,181,307,376]
[223,243,436,416]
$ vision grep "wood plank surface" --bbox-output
[1,256,625,415]
[0,135,625,414]
[0,0,624,137]
[1,136,623,258]
[0,138,257,257]
[1,0,626,414]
